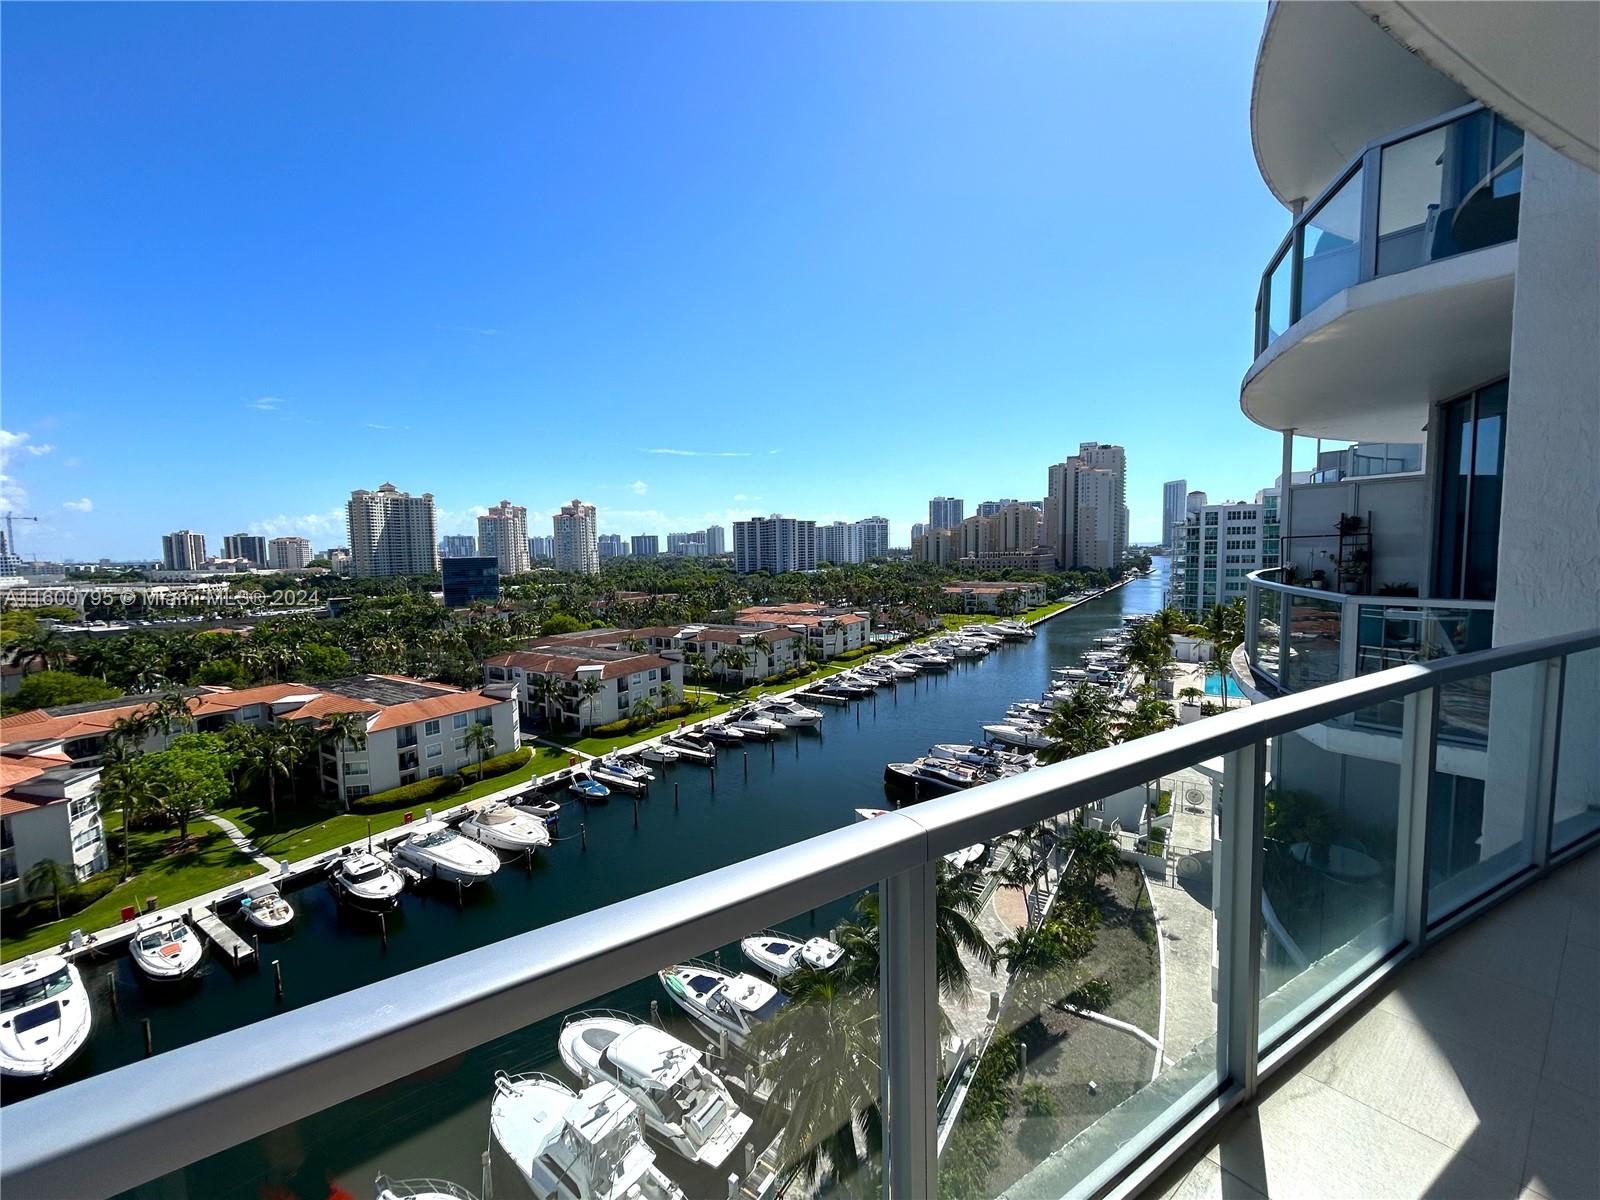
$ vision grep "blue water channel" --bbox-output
[20,562,1170,1197]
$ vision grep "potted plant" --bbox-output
[1377,582,1419,597]
[1337,514,1365,536]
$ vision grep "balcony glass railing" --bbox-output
[1254,104,1524,356]
[2,632,1595,1200]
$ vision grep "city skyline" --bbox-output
[1,2,1307,562]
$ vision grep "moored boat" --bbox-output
[239,883,295,931]
[658,961,787,1050]
[330,850,406,909]
[129,916,203,982]
[459,802,553,853]
[739,931,845,978]
[392,821,501,886]
[0,955,93,1079]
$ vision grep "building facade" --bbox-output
[851,516,890,562]
[927,496,964,531]
[1,754,107,904]
[1163,480,1187,548]
[630,535,659,558]
[1043,443,1128,571]
[346,484,439,578]
[441,556,501,607]
[221,534,268,567]
[527,535,555,562]
[1170,490,1281,616]
[940,581,1047,614]
[477,501,530,576]
[732,515,817,574]
[486,639,684,732]
[703,525,726,556]
[597,534,626,560]
[160,530,206,571]
[440,535,478,559]
[268,536,313,571]
[553,500,599,575]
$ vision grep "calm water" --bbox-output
[37,562,1168,1198]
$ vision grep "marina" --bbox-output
[7,565,1169,1200]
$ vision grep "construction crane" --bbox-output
[2,511,39,556]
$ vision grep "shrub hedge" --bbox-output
[457,746,533,783]
[588,701,697,738]
[350,774,463,814]
[5,874,119,935]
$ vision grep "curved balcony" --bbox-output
[1245,104,1523,441]
[1241,569,1494,745]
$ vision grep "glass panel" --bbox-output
[1352,604,1493,736]
[1465,381,1506,602]
[1260,727,1403,1046]
[1552,648,1600,852]
[1251,588,1284,683]
[940,777,1219,1198]
[1297,169,1362,316]
[1281,594,1343,692]
[112,884,882,1200]
[1264,247,1293,348]
[1428,662,1544,923]
[1377,111,1518,275]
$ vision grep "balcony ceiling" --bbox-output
[1358,1,1600,173]
[1241,241,1515,441]
[1251,2,1470,209]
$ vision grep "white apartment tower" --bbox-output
[703,525,727,556]
[1171,490,1281,616]
[553,499,599,575]
[160,530,206,571]
[733,515,817,574]
[477,501,530,576]
[851,516,890,562]
[346,484,439,578]
[1162,480,1187,547]
[268,536,313,571]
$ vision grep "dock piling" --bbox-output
[252,933,261,961]
[107,972,117,1013]
[581,821,588,851]
[673,782,679,810]
[379,912,389,951]
[142,1018,153,1057]
[743,752,748,780]
[745,1143,755,1176]
[273,960,284,1002]
[727,1174,739,1200]
[525,848,533,874]
[632,797,639,828]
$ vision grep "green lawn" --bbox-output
[1,816,260,961]
[1021,599,1073,622]
[941,613,1003,630]
[216,746,573,862]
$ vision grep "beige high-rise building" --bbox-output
[346,483,439,578]
[553,499,599,575]
[1044,442,1128,571]
[477,501,530,576]
[160,530,206,571]
[268,536,313,571]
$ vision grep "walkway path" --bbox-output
[1143,766,1219,1064]
[201,812,279,871]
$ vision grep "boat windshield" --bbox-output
[413,831,455,849]
[481,808,516,824]
[344,861,387,883]
[136,927,181,952]
[1,967,73,1012]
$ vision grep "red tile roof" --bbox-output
[487,650,676,681]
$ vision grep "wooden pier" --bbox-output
[189,905,256,967]
[735,1133,786,1200]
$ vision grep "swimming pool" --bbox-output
[1203,674,1246,700]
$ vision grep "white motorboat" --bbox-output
[558,1011,753,1167]
[827,678,875,698]
[239,883,295,931]
[993,620,1034,639]
[903,651,950,671]
[602,756,656,784]
[726,708,785,737]
[512,793,563,821]
[330,850,406,908]
[490,1072,685,1200]
[943,843,987,872]
[946,640,987,659]
[569,775,611,801]
[0,955,93,1079]
[876,659,918,679]
[392,821,501,886]
[739,931,845,978]
[884,758,985,798]
[660,736,716,764]
[983,722,1052,750]
[588,764,647,794]
[753,698,823,727]
[638,743,680,765]
[930,743,1031,771]
[460,802,553,853]
[658,962,787,1050]
[374,1177,480,1200]
[703,722,745,745]
[129,916,203,982]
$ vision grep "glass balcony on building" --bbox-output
[1254,105,1524,359]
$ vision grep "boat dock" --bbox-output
[189,904,257,968]
[734,1133,786,1200]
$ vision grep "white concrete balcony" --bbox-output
[1245,103,1523,441]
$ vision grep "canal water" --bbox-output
[37,562,1167,1198]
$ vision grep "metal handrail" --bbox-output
[1248,570,1495,610]
[3,629,1597,1199]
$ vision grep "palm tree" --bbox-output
[1036,684,1116,765]
[1063,824,1122,892]
[23,858,73,921]
[99,762,155,880]
[751,967,881,1191]
[1196,600,1247,708]
[320,712,369,810]
[463,720,496,777]
[577,675,604,732]
[656,681,679,710]
[995,912,1097,1020]
[143,691,193,739]
[629,696,656,728]
[851,864,995,997]
[246,725,298,831]
[1120,692,1177,741]
[715,645,750,686]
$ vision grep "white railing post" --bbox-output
[1217,741,1266,1100]
[1530,657,1566,869]
[1395,688,1440,948]
[880,861,938,1200]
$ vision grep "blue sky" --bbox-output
[3,2,1301,561]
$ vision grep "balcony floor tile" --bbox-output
[1521,1078,1600,1200]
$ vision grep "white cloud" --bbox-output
[628,480,648,496]
[247,397,284,411]
[0,429,44,508]
[248,507,348,539]
[62,497,93,512]
[364,422,412,431]
[25,442,54,457]
[638,447,752,458]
